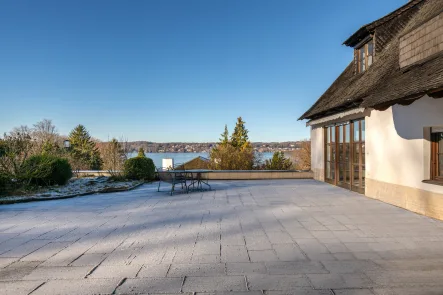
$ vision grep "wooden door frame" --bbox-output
[324,119,365,193]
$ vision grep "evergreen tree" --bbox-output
[137,148,146,158]
[68,125,102,170]
[210,117,256,170]
[219,125,229,146]
[264,151,293,170]
[230,117,249,149]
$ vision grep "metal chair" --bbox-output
[156,167,188,195]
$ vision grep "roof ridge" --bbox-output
[343,0,424,46]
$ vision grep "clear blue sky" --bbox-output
[0,0,406,142]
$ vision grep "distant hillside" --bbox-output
[124,141,307,153]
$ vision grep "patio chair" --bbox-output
[156,167,188,195]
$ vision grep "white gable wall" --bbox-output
[366,95,443,195]
[310,126,324,181]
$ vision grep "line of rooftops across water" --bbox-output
[126,152,287,169]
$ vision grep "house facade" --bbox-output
[300,0,443,220]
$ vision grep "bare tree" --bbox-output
[0,126,34,178]
[290,140,311,170]
[33,119,57,142]
[31,119,63,155]
[99,138,127,177]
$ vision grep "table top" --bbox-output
[159,169,213,173]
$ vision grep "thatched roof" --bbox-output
[300,0,443,121]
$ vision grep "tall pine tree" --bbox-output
[68,125,102,170]
[219,125,229,146]
[230,117,249,149]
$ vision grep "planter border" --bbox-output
[0,182,145,205]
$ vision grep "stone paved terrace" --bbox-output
[1,180,443,295]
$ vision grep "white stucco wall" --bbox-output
[366,95,443,194]
[310,126,324,181]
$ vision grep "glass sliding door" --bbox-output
[431,132,443,181]
[351,119,365,193]
[337,123,351,190]
[324,118,365,193]
[325,127,335,184]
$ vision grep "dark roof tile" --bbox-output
[300,0,443,121]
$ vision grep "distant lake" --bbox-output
[127,152,283,168]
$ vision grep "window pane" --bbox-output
[368,41,374,67]
[362,143,365,164]
[362,165,366,188]
[332,144,336,162]
[327,144,331,161]
[339,143,344,162]
[345,143,350,162]
[327,128,330,143]
[368,55,373,67]
[326,162,331,179]
[361,120,366,141]
[368,41,373,55]
[354,121,360,142]
[353,144,360,164]
[345,124,350,143]
[338,126,344,142]
[331,163,335,180]
[345,163,351,184]
[353,165,360,187]
[338,163,344,184]
[439,133,443,177]
[360,48,366,72]
[439,155,442,177]
[331,127,335,143]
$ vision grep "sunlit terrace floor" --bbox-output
[1,180,443,295]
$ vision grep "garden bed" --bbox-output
[0,176,144,205]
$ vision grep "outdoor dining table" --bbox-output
[187,169,213,191]
[168,169,213,191]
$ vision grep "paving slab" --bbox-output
[0,261,41,281]
[226,262,267,275]
[167,263,226,277]
[88,264,142,278]
[247,274,311,290]
[31,278,120,295]
[0,280,44,295]
[1,180,443,293]
[70,253,107,266]
[138,264,171,277]
[0,258,17,268]
[22,266,91,280]
[116,277,184,294]
[265,261,328,275]
[265,290,331,295]
[182,276,247,292]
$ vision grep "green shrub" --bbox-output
[0,173,12,196]
[264,152,293,170]
[21,155,72,186]
[123,157,155,181]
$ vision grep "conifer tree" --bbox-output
[230,117,249,149]
[210,117,255,170]
[68,125,102,170]
[220,125,229,146]
[137,148,146,158]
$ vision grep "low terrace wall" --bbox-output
[201,170,313,180]
[76,170,314,180]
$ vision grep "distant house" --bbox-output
[300,0,443,220]
[174,156,211,170]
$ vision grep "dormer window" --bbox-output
[356,40,374,73]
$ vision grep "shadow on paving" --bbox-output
[0,180,442,294]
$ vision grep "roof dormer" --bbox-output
[354,37,374,73]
